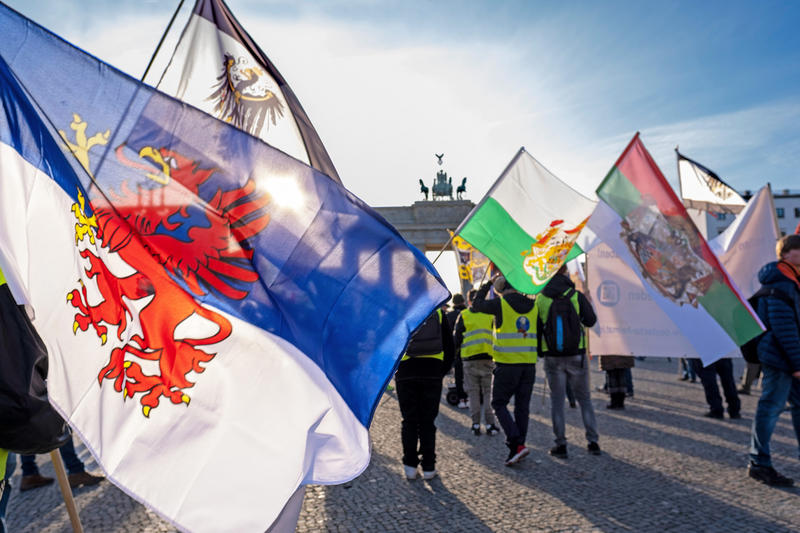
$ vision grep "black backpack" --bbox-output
[406,311,444,357]
[740,286,796,364]
[542,289,582,356]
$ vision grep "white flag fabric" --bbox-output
[677,150,746,213]
[588,186,777,358]
[456,148,597,294]
[157,0,341,183]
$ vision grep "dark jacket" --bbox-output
[395,312,456,381]
[446,304,465,336]
[535,273,596,357]
[755,261,800,373]
[600,355,635,371]
[470,280,535,329]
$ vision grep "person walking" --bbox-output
[535,265,600,459]
[454,289,500,436]
[472,276,537,466]
[395,308,455,480]
[748,234,800,487]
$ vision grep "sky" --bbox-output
[4,0,800,290]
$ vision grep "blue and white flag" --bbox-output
[0,5,448,532]
[157,0,341,183]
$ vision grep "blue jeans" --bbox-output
[749,365,800,467]
[20,436,84,476]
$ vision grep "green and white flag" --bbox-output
[456,148,596,294]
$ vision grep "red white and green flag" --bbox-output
[455,148,596,294]
[588,133,763,364]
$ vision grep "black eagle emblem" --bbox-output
[207,53,285,137]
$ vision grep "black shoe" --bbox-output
[679,375,689,381]
[729,412,742,419]
[606,402,624,410]
[703,411,724,419]
[549,445,568,459]
[748,463,794,487]
[20,474,54,492]
[471,424,481,436]
[737,388,750,395]
[68,471,104,489]
[569,401,577,408]
[486,424,500,436]
[587,442,601,455]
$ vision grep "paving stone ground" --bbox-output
[6,357,800,532]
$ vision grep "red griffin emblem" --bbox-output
[68,145,269,417]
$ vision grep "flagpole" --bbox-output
[51,450,84,533]
[766,183,781,238]
[430,230,458,265]
[675,146,683,200]
[140,0,186,83]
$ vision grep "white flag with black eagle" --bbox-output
[676,149,745,213]
[157,0,341,183]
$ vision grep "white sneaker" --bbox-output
[403,465,418,480]
[422,469,437,480]
[457,399,468,409]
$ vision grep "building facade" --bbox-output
[688,188,800,238]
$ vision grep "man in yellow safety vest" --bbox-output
[454,289,500,437]
[472,276,537,466]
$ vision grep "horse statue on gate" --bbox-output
[431,169,453,200]
[419,179,429,200]
[456,177,467,199]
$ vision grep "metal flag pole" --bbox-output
[50,450,84,533]
[430,230,458,266]
[140,0,186,83]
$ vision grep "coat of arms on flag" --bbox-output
[455,148,596,294]
[208,53,286,136]
[619,195,714,307]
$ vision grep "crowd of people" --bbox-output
[2,238,799,529]
[395,234,800,488]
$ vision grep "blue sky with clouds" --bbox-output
[4,0,799,207]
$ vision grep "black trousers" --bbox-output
[691,358,740,416]
[396,378,442,471]
[491,363,536,448]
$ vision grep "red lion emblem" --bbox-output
[68,148,269,417]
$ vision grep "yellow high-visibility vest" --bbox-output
[460,309,494,359]
[493,298,537,364]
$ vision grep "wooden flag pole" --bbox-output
[50,450,84,533]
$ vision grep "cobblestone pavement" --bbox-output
[6,358,800,532]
